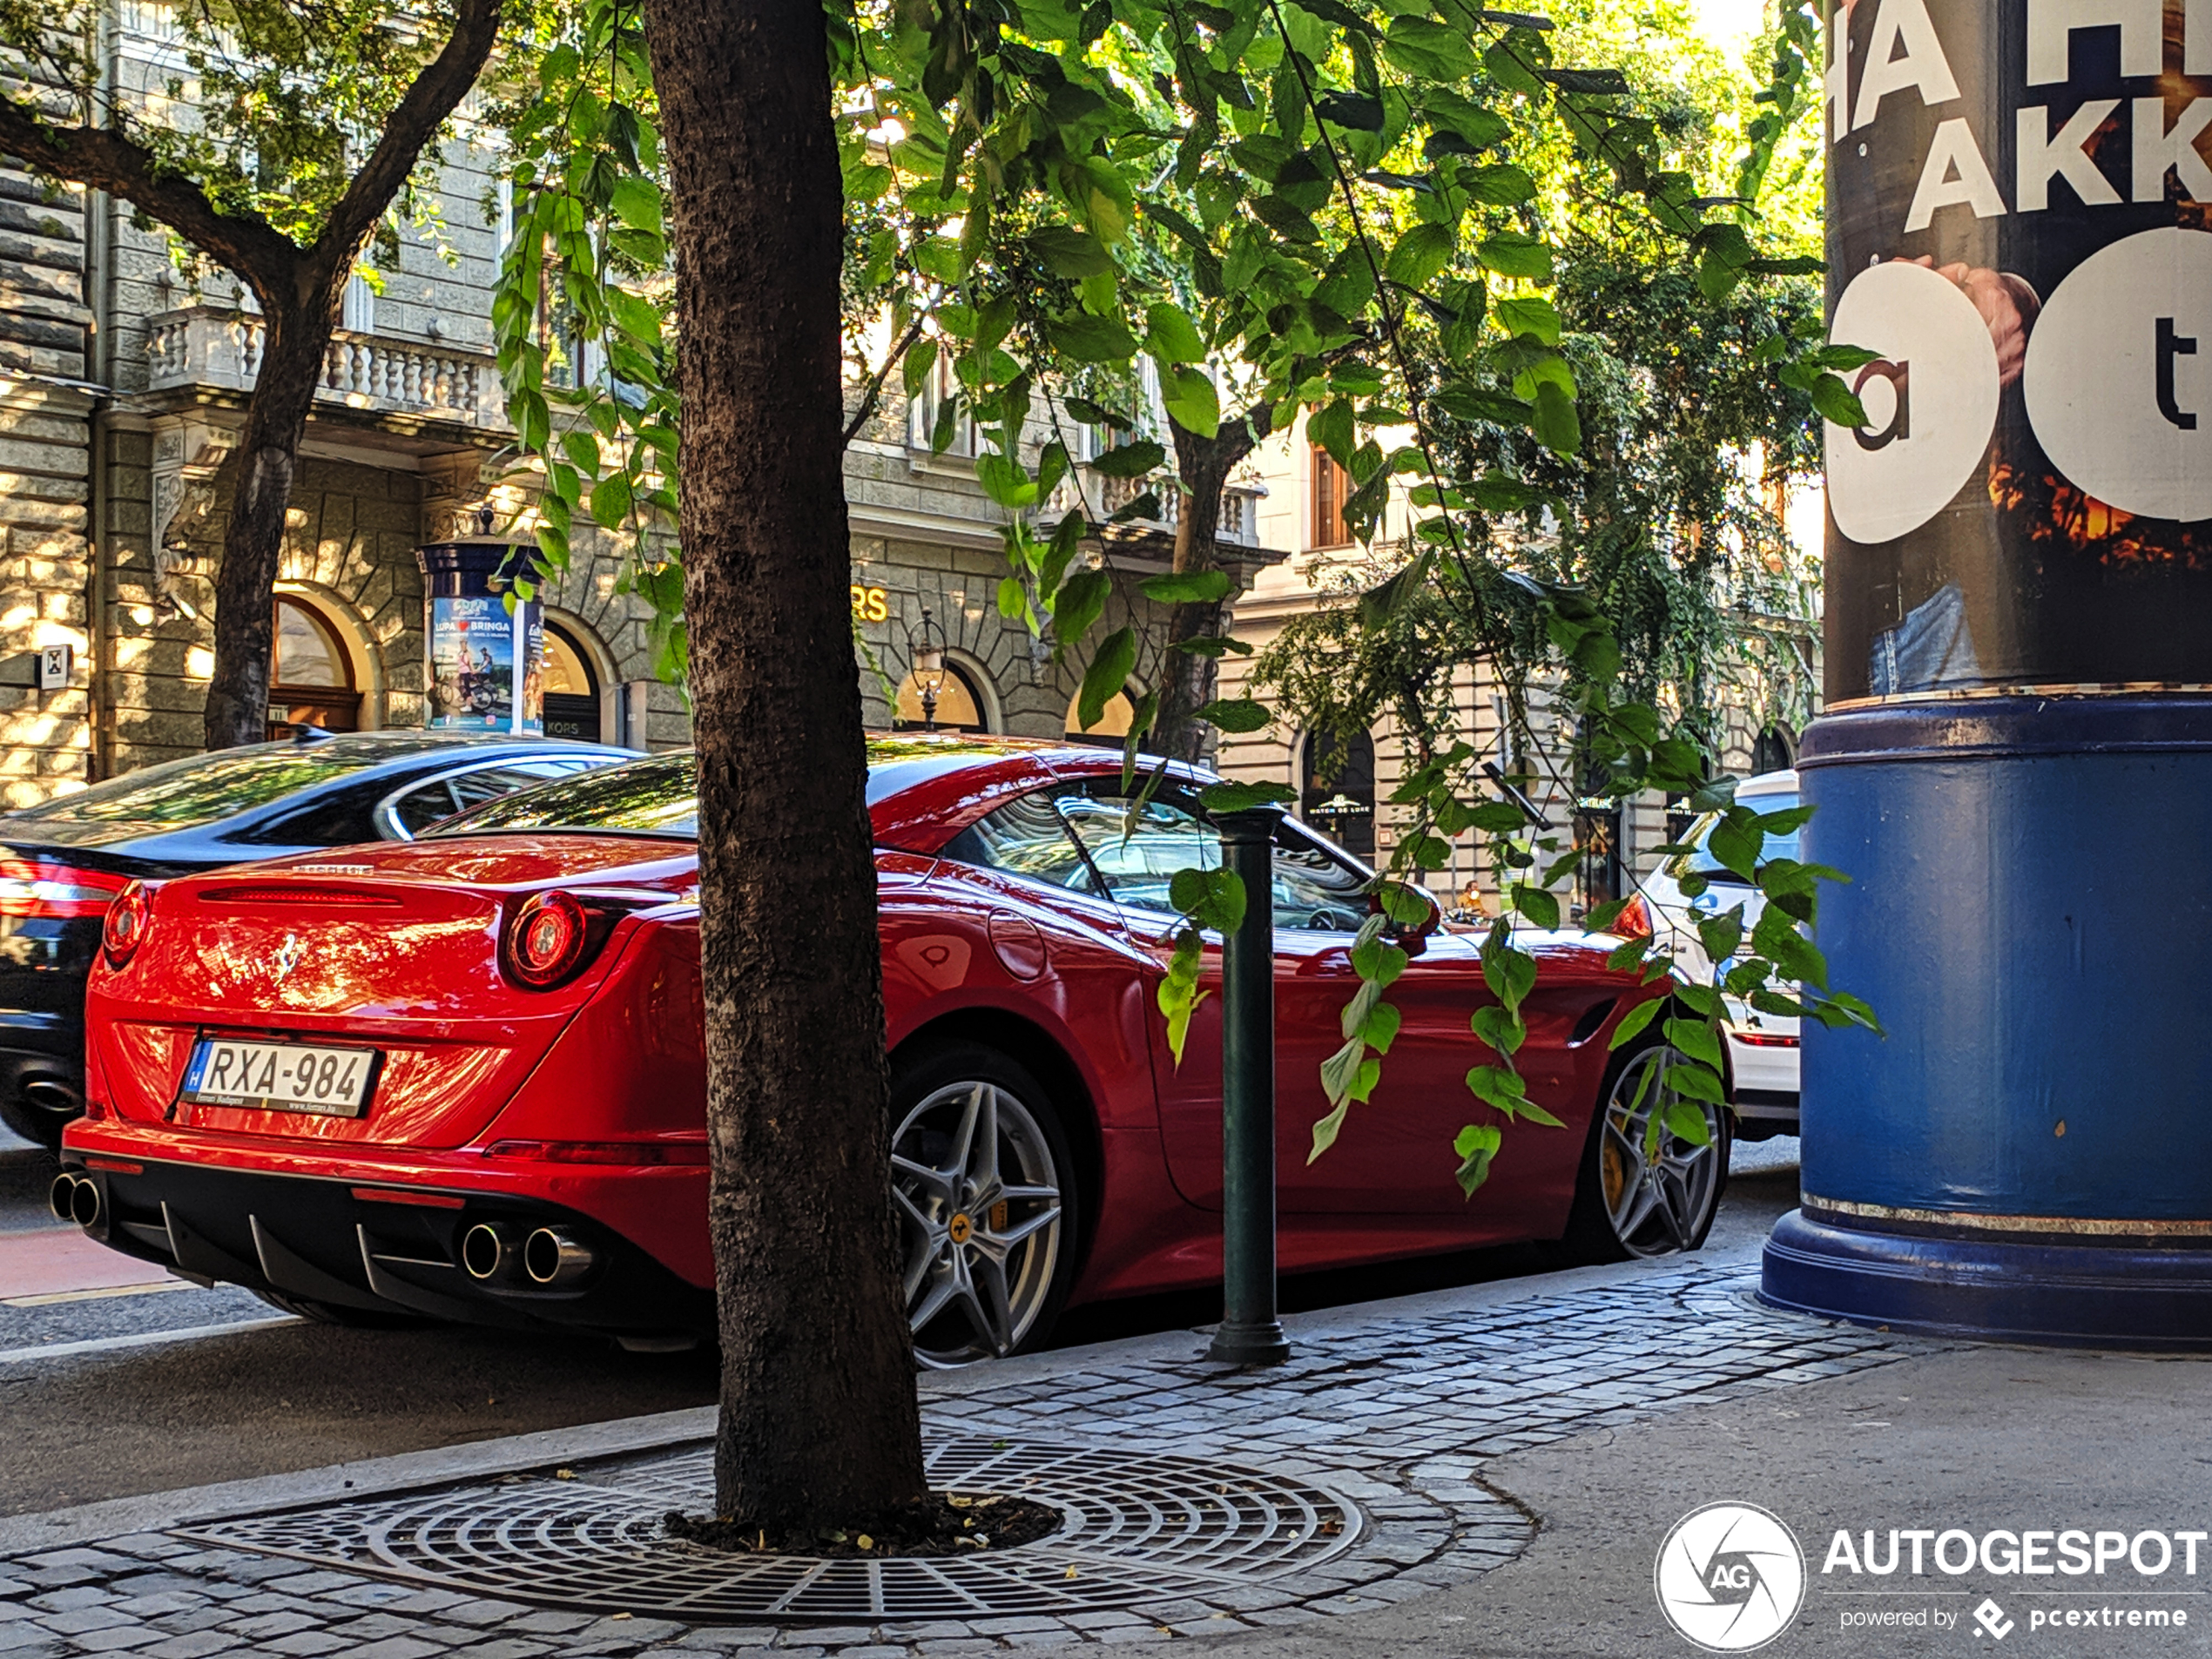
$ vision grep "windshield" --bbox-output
[0,738,452,847]
[432,736,1049,840]
[1677,792,1801,882]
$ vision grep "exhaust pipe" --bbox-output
[52,1172,100,1228]
[22,1078,80,1116]
[523,1226,593,1287]
[460,1222,516,1282]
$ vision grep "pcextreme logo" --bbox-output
[1656,1502,1809,1652]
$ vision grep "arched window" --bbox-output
[1065,685,1137,745]
[541,623,603,742]
[894,663,987,732]
[267,596,361,738]
[1301,728,1375,858]
[1751,725,1797,775]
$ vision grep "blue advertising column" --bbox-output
[416,540,545,736]
[1761,0,2212,1345]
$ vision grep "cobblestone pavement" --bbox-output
[0,1261,1943,1657]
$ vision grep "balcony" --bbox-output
[1052,466,1268,548]
[143,306,509,436]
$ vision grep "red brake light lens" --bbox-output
[502,890,590,988]
[101,881,152,965]
[1611,894,1654,939]
[0,860,131,921]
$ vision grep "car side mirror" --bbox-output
[1369,886,1441,957]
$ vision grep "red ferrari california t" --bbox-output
[59,735,1723,1365]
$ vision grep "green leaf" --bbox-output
[1315,90,1385,129]
[1669,1061,1727,1104]
[587,472,633,526]
[1050,567,1112,654]
[1361,1000,1403,1055]
[1076,627,1137,733]
[1320,1035,1370,1107]
[1310,1099,1352,1163]
[1162,365,1220,437]
[1510,884,1560,930]
[1385,16,1480,78]
[1199,779,1297,813]
[1089,439,1167,478]
[1144,302,1207,365]
[1811,371,1870,428]
[1471,1001,1524,1056]
[1030,226,1115,278]
[1198,698,1271,733]
[1467,164,1537,205]
[1174,634,1255,657]
[1663,1099,1713,1146]
[1050,314,1140,363]
[1494,295,1561,345]
[608,174,662,235]
[1532,381,1581,455]
[1453,1123,1501,1196]
[1663,1017,1723,1070]
[1476,234,1554,280]
[1385,223,1455,290]
[1608,995,1663,1049]
[1434,384,1534,426]
[1141,569,1233,604]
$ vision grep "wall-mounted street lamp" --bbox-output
[906,606,948,732]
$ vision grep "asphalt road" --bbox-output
[0,1129,1801,1517]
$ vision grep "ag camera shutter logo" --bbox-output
[1655,1502,1806,1652]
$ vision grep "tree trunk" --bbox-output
[1150,409,1271,764]
[646,0,928,1528]
[201,301,338,748]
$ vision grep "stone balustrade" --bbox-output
[145,307,508,433]
[1052,467,1265,546]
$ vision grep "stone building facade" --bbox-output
[0,3,1271,806]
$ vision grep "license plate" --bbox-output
[181,1038,381,1117]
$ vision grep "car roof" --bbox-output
[1735,767,1798,798]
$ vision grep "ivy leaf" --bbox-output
[1453,1123,1502,1196]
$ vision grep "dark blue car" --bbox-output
[0,731,634,1149]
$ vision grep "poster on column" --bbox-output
[428,595,544,734]
[1823,0,2212,701]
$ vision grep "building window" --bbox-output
[1311,446,1353,550]
[267,596,362,737]
[907,347,975,458]
[1751,725,1796,774]
[894,663,987,731]
[542,624,602,743]
[1301,728,1375,858]
[1065,686,1138,745]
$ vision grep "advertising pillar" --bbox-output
[415,540,545,738]
[1762,0,2212,1342]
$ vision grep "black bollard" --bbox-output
[1207,806,1290,1367]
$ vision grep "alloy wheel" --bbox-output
[892,1080,1065,1367]
[1597,1046,1723,1258]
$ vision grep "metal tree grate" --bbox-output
[178,1437,1368,1623]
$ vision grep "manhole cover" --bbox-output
[179,1437,1367,1622]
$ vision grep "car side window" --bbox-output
[939,790,1102,894]
[1273,832,1370,932]
[386,781,462,836]
[1059,793,1220,914]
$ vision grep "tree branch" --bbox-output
[0,98,299,300]
[305,0,504,299]
[843,315,927,448]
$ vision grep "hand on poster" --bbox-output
[1900,258,2040,388]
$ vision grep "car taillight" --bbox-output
[0,859,131,921]
[102,881,152,965]
[1612,894,1654,939]
[501,890,590,988]
[1737,1030,1800,1048]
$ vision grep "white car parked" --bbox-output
[1622,768,1801,1143]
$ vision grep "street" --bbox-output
[0,1130,1801,1518]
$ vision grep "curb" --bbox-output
[0,1234,1773,1554]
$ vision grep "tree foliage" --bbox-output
[495,0,1875,1197]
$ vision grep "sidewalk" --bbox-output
[3,1234,2208,1658]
